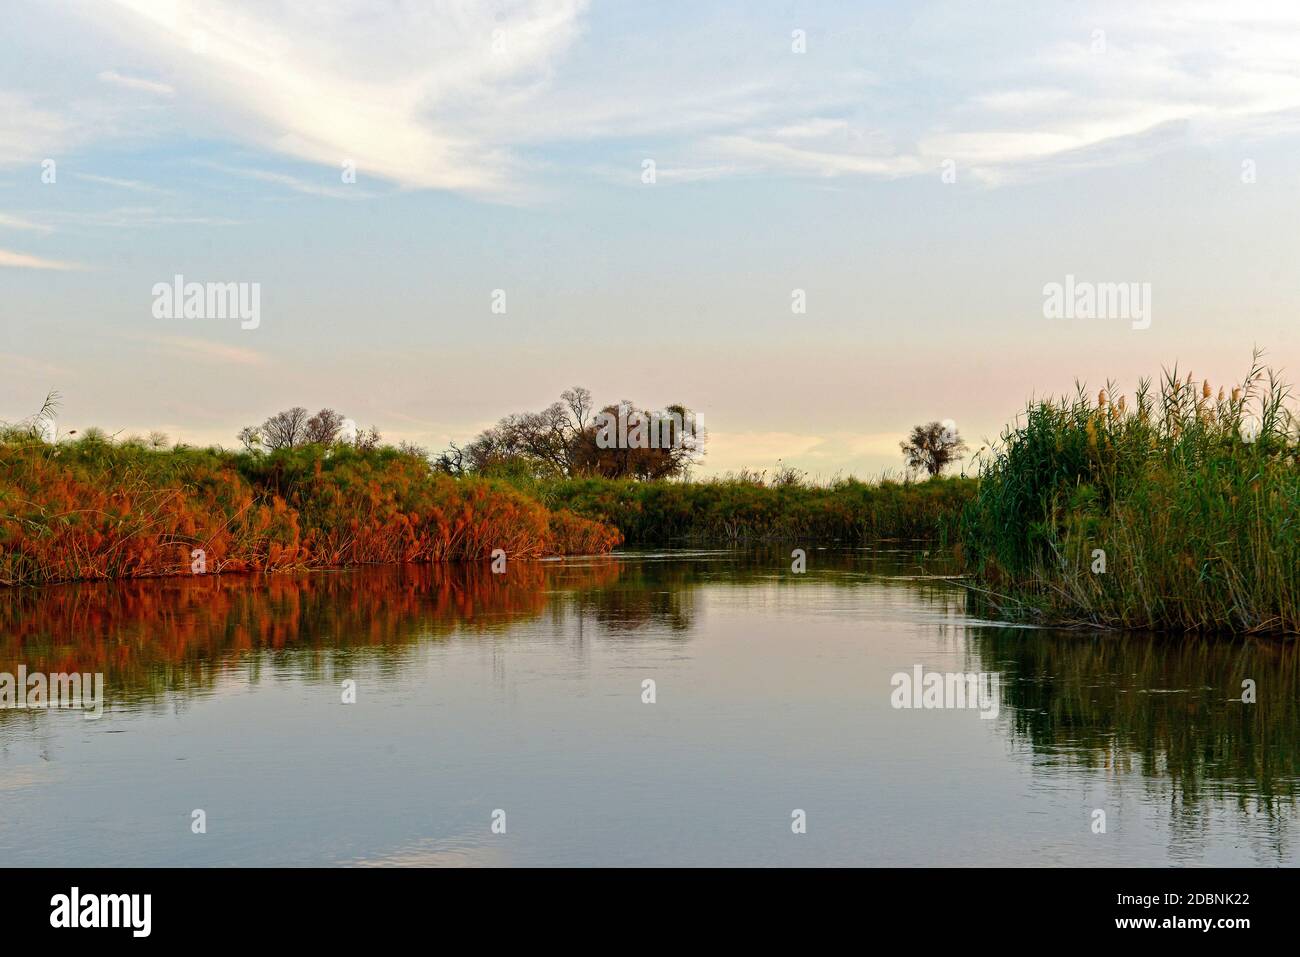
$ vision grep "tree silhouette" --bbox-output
[900,421,967,477]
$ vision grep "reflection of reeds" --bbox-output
[0,546,958,710]
[0,561,621,711]
[0,440,620,585]
[971,627,1300,829]
[962,353,1300,633]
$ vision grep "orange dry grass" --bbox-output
[0,442,620,586]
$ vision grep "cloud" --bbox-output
[94,0,590,197]
[74,172,171,194]
[0,92,74,167]
[21,0,1300,199]
[0,248,83,270]
[97,70,174,96]
[44,207,242,229]
[708,132,924,179]
[0,213,52,233]
[143,335,268,367]
[0,352,72,379]
[691,6,1300,186]
[699,428,929,477]
[703,430,828,473]
[198,161,370,200]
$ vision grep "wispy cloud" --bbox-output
[0,213,52,233]
[97,69,174,97]
[140,335,268,367]
[19,1,1295,198]
[93,0,590,197]
[198,161,371,200]
[0,91,74,167]
[74,172,171,194]
[0,248,83,270]
[709,132,924,179]
[44,207,242,229]
[0,352,72,379]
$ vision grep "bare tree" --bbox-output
[900,422,968,477]
[261,407,310,450]
[304,408,345,444]
[561,386,594,432]
[433,442,466,474]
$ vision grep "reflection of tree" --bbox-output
[970,626,1300,857]
[567,559,705,633]
[559,546,965,633]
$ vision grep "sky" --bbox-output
[3,0,1300,478]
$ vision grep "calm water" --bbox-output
[1,547,1296,867]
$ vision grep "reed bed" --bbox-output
[0,437,620,586]
[961,352,1300,634]
[525,472,974,545]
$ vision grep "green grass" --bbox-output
[960,353,1300,634]
[517,472,975,545]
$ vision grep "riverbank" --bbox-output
[4,355,1297,636]
[0,439,620,586]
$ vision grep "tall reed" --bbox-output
[0,438,620,586]
[961,352,1300,633]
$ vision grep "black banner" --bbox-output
[0,867,1276,942]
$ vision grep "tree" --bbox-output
[900,421,968,477]
[304,408,345,444]
[445,387,704,480]
[237,426,262,452]
[351,425,382,452]
[571,400,703,479]
[260,407,310,450]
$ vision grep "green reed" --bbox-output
[524,472,975,545]
[961,351,1300,634]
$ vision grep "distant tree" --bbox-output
[260,407,310,450]
[236,426,262,452]
[571,400,703,479]
[396,440,429,460]
[433,442,466,475]
[351,425,382,452]
[304,408,345,445]
[900,421,968,477]
[445,387,704,480]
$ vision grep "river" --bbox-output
[1,547,1295,866]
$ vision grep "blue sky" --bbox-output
[3,0,1300,476]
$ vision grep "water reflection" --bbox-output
[0,561,621,711]
[0,547,954,708]
[0,547,1296,865]
[969,626,1299,854]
